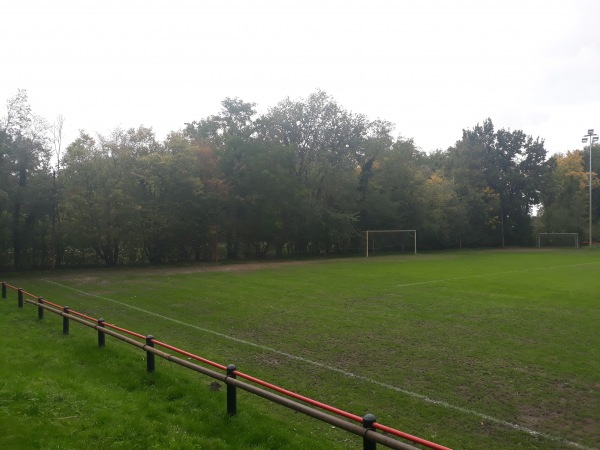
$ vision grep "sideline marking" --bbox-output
[42,279,597,450]
[396,262,600,287]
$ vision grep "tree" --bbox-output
[60,130,140,266]
[357,137,427,233]
[420,172,463,248]
[257,91,373,254]
[583,144,600,239]
[184,97,257,147]
[448,119,548,246]
[0,90,52,268]
[218,136,301,258]
[0,128,13,268]
[538,150,599,237]
[134,133,226,263]
[50,114,66,268]
[444,137,501,247]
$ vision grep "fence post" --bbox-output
[1,282,6,299]
[62,306,70,335]
[97,319,105,347]
[145,335,155,373]
[226,364,237,416]
[37,297,44,320]
[363,413,377,450]
[18,289,23,308]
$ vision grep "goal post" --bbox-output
[537,233,580,248]
[365,230,417,257]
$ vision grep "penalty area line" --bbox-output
[42,279,597,450]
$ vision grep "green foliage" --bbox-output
[256,91,371,255]
[218,137,301,257]
[185,97,258,147]
[7,89,599,269]
[445,119,549,247]
[0,90,53,269]
[538,146,600,240]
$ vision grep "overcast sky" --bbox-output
[2,0,599,156]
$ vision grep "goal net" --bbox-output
[537,233,579,248]
[364,230,417,257]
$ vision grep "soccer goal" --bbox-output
[537,233,580,248]
[364,230,417,257]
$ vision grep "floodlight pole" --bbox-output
[582,129,598,248]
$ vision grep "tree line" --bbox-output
[1,89,598,269]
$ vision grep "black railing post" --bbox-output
[37,297,44,320]
[1,282,6,299]
[145,335,155,373]
[97,319,105,347]
[363,413,377,450]
[226,364,237,416]
[62,306,70,335]
[18,289,23,308]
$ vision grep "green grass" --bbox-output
[0,307,347,449]
[1,249,599,449]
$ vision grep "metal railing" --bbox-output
[1,281,451,450]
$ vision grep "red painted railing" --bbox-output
[1,281,452,450]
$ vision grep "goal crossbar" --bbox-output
[365,230,417,257]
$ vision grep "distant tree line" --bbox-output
[1,89,598,269]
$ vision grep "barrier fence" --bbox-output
[1,281,451,450]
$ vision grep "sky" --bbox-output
[2,0,599,156]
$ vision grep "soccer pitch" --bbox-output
[7,249,600,449]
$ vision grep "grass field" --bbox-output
[1,249,599,449]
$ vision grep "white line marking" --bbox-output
[395,262,600,287]
[42,279,597,450]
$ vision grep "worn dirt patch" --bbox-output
[42,259,328,283]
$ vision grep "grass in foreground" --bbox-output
[0,307,349,449]
[2,249,599,449]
